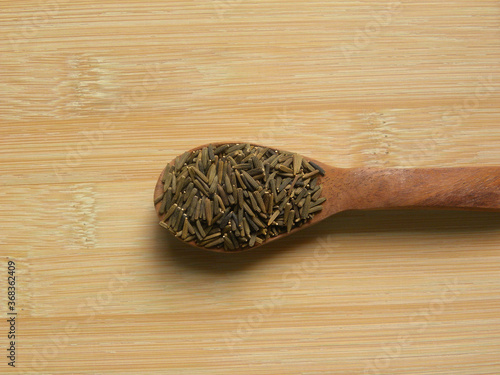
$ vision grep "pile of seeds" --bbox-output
[155,143,325,251]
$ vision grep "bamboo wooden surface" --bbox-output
[1,1,500,374]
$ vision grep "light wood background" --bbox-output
[1,1,500,374]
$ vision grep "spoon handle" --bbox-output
[340,167,500,212]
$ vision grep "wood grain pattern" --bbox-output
[1,0,500,374]
[331,166,500,211]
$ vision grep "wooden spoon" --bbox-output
[155,143,500,252]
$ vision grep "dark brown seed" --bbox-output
[187,220,195,235]
[224,173,233,194]
[293,154,302,175]
[245,212,259,231]
[207,163,217,185]
[278,177,292,192]
[234,163,251,170]
[261,192,269,210]
[208,144,215,160]
[239,220,246,237]
[308,161,325,175]
[237,188,244,208]
[213,193,219,214]
[243,201,256,217]
[269,154,280,168]
[184,235,196,242]
[187,195,199,217]
[249,234,257,247]
[172,187,183,205]
[193,225,204,241]
[205,237,225,248]
[282,157,293,168]
[303,170,320,179]
[193,165,209,184]
[217,184,230,206]
[268,193,274,215]
[205,197,213,225]
[233,208,241,229]
[287,210,294,232]
[302,194,311,219]
[201,147,208,169]
[161,165,171,183]
[243,217,251,236]
[248,191,261,212]
[196,219,206,238]
[226,143,246,153]
[312,186,323,201]
[278,196,290,211]
[174,209,184,231]
[183,187,198,209]
[309,205,323,214]
[242,170,259,190]
[223,235,235,250]
[171,173,177,193]
[302,159,315,173]
[297,197,306,208]
[182,217,189,239]
[216,193,226,212]
[264,163,270,180]
[194,198,202,220]
[203,232,222,242]
[228,232,239,248]
[270,179,277,199]
[231,212,239,228]
[218,160,225,184]
[175,151,190,170]
[163,203,178,221]
[295,187,307,202]
[219,210,232,229]
[265,171,276,189]
[284,203,292,224]
[252,215,266,228]
[267,210,280,226]
[289,175,299,193]
[247,167,264,177]
[188,166,196,182]
[214,144,229,154]
[226,155,237,167]
[186,151,198,165]
[163,172,173,192]
[253,173,265,180]
[159,195,168,215]
[277,164,293,173]
[209,178,218,195]
[234,170,246,190]
[212,210,224,224]
[254,191,267,212]
[193,179,210,197]
[276,188,287,203]
[294,207,300,221]
[311,197,326,207]
[155,192,165,205]
[200,198,206,220]
[204,225,214,236]
[256,147,268,160]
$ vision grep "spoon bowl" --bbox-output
[155,142,500,252]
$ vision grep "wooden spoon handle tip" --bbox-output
[341,167,500,212]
